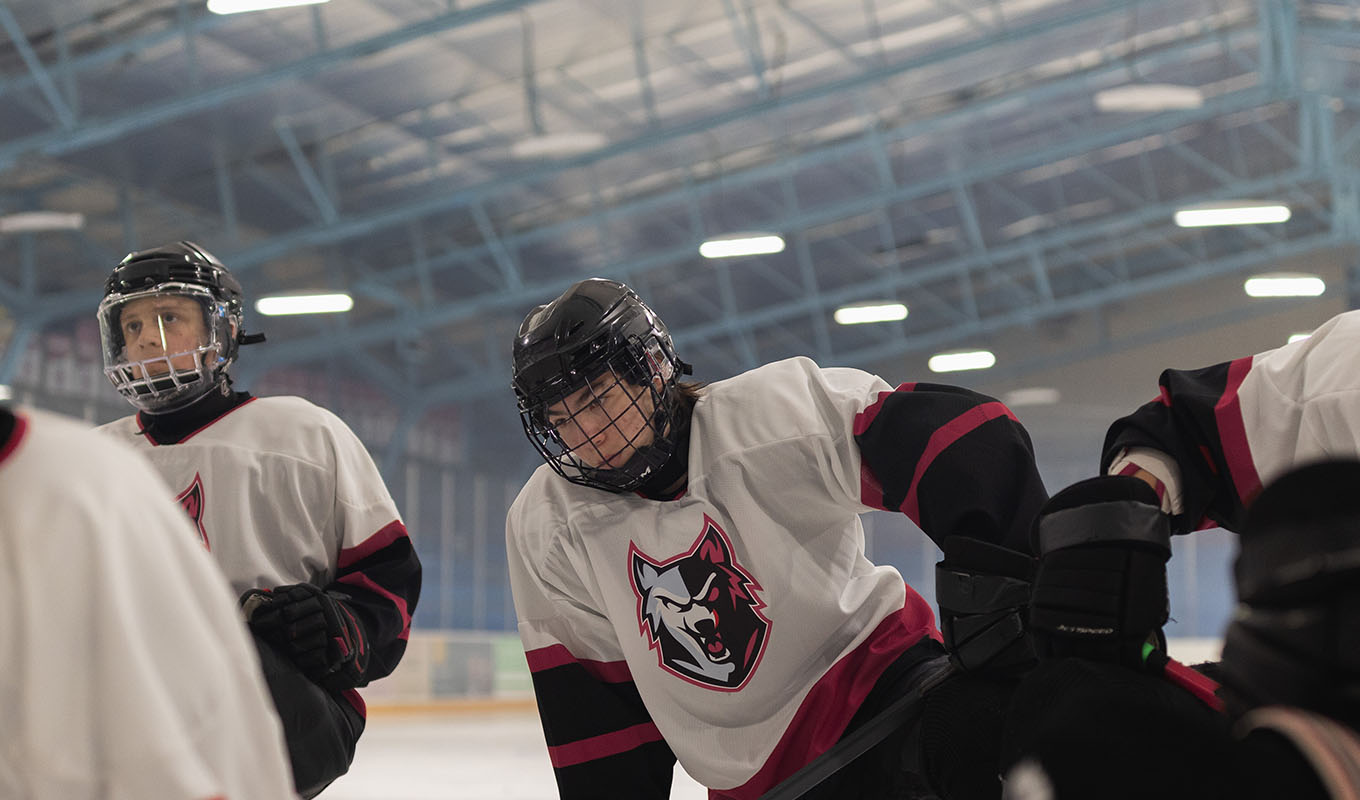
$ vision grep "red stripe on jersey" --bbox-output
[340,688,367,718]
[854,385,915,510]
[336,571,412,640]
[338,519,409,569]
[546,721,665,768]
[1116,462,1167,505]
[0,413,28,466]
[525,643,635,684]
[1213,356,1264,508]
[901,401,1019,526]
[716,596,942,800]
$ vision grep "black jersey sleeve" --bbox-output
[1100,356,1260,532]
[854,382,1049,554]
[330,520,423,684]
[525,644,677,799]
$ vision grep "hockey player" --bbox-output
[506,277,1049,799]
[0,404,296,799]
[95,241,422,798]
[1102,308,1360,532]
[999,460,1360,800]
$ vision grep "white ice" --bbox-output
[321,710,709,800]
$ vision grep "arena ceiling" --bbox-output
[1,0,1358,461]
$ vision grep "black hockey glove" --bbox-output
[936,536,1038,678]
[1028,475,1171,670]
[241,583,371,691]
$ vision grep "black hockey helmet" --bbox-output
[1219,459,1360,727]
[97,241,264,413]
[513,278,692,493]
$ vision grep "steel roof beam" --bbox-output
[0,1,75,129]
[0,0,550,168]
[239,86,1298,371]
[223,16,1266,275]
[219,0,1175,269]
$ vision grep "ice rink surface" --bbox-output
[322,710,709,800]
[324,639,1222,800]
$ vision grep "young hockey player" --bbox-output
[95,240,422,798]
[1000,460,1360,800]
[506,277,1050,799]
[1102,308,1360,532]
[0,405,296,799]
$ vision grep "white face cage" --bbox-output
[97,283,238,413]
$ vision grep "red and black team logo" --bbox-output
[176,473,210,550]
[629,515,771,691]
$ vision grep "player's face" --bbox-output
[119,295,209,377]
[545,373,658,469]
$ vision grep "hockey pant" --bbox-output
[252,634,366,799]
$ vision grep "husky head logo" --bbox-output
[629,516,770,690]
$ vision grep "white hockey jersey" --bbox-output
[508,357,1048,798]
[99,395,418,683]
[0,407,296,800]
[1105,309,1360,530]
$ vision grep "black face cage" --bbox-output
[518,336,680,493]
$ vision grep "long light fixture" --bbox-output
[207,0,328,14]
[255,292,354,316]
[928,350,996,373]
[699,233,786,259]
[1243,273,1325,298]
[833,303,907,325]
[0,211,84,233]
[1173,204,1291,227]
[1094,84,1204,113]
[1003,387,1061,407]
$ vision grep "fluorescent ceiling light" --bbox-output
[1094,84,1204,113]
[0,211,84,233]
[1287,332,1312,344]
[833,303,908,325]
[1003,387,1061,407]
[510,132,608,159]
[699,234,786,259]
[1173,204,1291,227]
[208,0,328,13]
[255,292,354,316]
[928,350,996,373]
[1243,273,1325,298]
[0,385,11,402]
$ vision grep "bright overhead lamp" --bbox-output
[255,292,354,316]
[510,132,608,160]
[0,211,84,233]
[1003,387,1061,407]
[1287,332,1313,344]
[1173,204,1291,227]
[928,350,996,373]
[207,0,328,14]
[699,233,786,259]
[0,385,11,402]
[833,303,908,325]
[1094,84,1204,113]
[1243,273,1325,298]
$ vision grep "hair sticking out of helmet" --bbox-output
[97,241,265,413]
[512,278,692,493]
